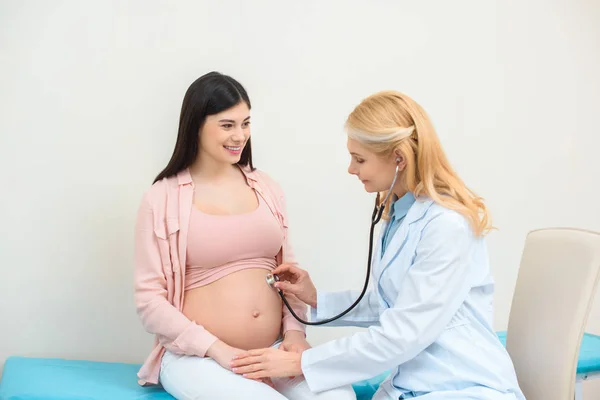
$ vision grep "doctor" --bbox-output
[230,90,525,400]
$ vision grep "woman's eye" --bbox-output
[243,121,251,128]
[221,124,233,129]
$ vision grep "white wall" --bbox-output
[1,0,599,394]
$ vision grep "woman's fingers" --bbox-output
[259,378,275,388]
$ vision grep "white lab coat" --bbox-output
[301,198,525,400]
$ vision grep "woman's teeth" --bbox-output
[224,146,241,151]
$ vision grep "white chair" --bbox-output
[505,228,600,400]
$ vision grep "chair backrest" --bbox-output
[506,228,600,400]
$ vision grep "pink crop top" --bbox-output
[185,193,284,290]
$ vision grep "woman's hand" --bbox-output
[230,348,303,380]
[272,264,317,308]
[280,330,311,354]
[206,340,243,371]
[207,340,275,387]
[279,331,311,379]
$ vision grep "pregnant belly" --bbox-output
[182,268,283,350]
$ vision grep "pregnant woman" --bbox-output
[133,71,356,400]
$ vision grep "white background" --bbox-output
[1,0,599,396]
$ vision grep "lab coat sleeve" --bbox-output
[301,212,476,393]
[310,289,381,327]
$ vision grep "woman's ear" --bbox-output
[394,152,407,171]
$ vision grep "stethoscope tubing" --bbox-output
[272,163,400,325]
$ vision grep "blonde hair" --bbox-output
[346,90,492,236]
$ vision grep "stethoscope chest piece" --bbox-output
[265,273,280,289]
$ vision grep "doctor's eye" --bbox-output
[356,159,365,164]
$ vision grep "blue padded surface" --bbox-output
[3,332,599,399]
[496,331,600,375]
[0,357,174,400]
[353,371,389,400]
[0,356,388,400]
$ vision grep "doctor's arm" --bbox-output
[311,289,382,328]
[272,263,382,328]
[300,213,476,393]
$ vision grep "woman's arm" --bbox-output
[257,170,309,336]
[300,212,476,393]
[134,192,219,358]
[279,240,308,336]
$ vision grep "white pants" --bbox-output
[159,343,357,400]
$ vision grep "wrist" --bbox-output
[205,340,226,358]
[283,330,306,340]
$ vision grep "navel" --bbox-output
[252,309,261,318]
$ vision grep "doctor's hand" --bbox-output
[230,348,303,380]
[272,264,317,308]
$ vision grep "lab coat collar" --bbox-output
[403,196,434,225]
[378,196,434,275]
[390,192,416,222]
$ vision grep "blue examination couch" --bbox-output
[2,332,599,399]
[0,356,389,400]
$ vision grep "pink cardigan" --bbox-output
[134,166,307,385]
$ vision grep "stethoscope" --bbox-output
[266,159,401,325]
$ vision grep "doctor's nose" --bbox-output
[348,164,358,175]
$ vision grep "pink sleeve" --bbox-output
[134,192,219,356]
